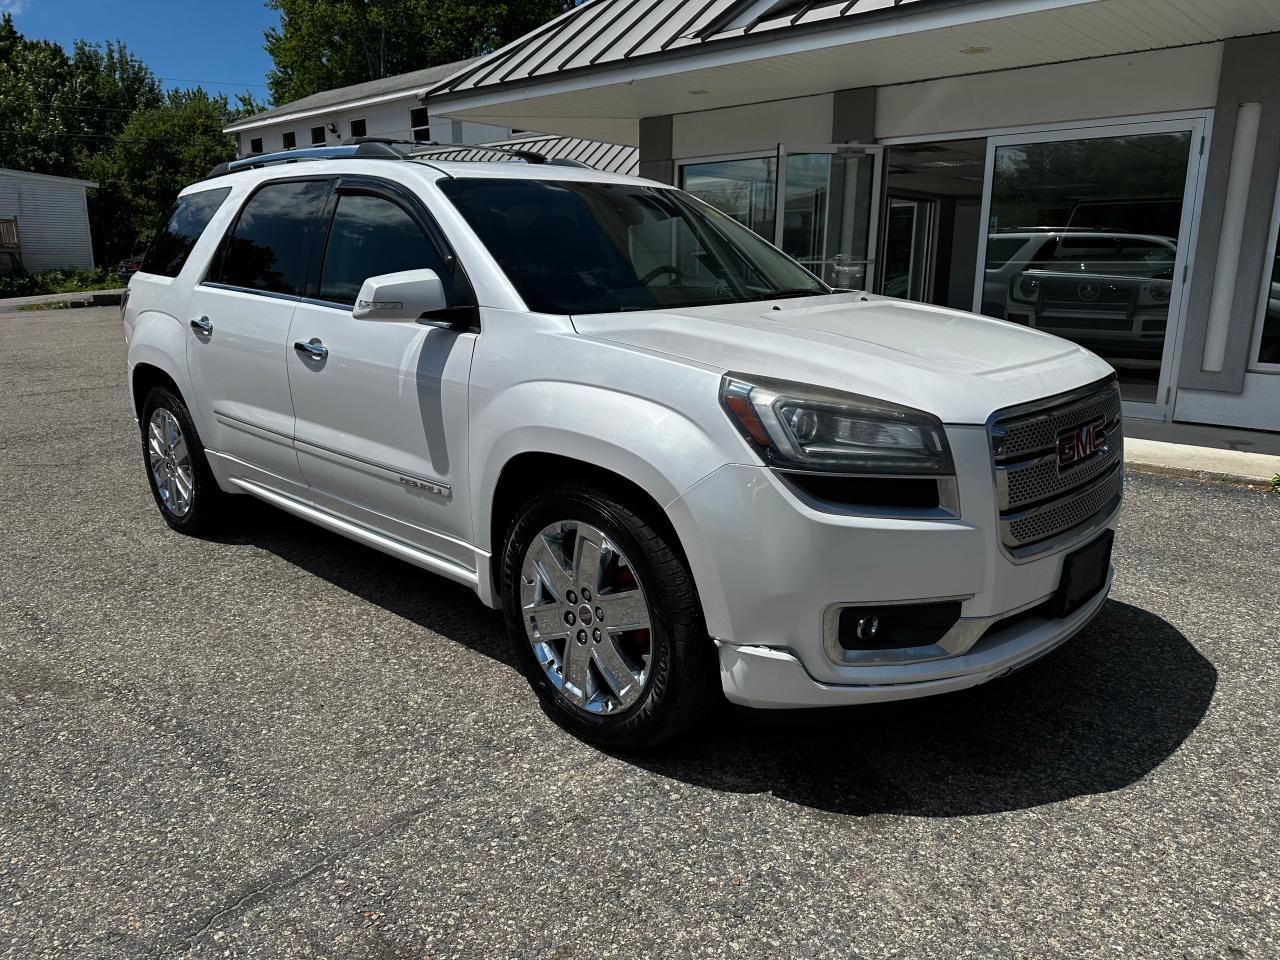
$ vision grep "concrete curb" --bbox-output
[1125,437,1279,488]
[0,288,125,314]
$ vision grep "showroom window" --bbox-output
[680,156,777,241]
[1255,179,1280,368]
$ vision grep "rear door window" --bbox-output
[214,180,330,296]
[139,187,231,278]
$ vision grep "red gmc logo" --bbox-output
[1058,419,1107,468]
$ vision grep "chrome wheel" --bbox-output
[147,407,194,518]
[520,520,653,715]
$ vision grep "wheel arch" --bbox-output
[130,361,184,420]
[480,437,733,640]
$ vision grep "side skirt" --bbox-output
[228,476,482,592]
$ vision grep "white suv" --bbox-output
[123,143,1122,749]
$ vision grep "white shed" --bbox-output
[0,169,97,275]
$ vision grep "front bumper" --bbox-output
[716,568,1112,709]
[665,425,1121,709]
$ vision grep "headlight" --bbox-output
[1011,274,1042,304]
[719,374,954,476]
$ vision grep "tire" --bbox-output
[140,385,225,536]
[501,483,719,750]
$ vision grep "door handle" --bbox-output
[293,338,329,361]
[190,316,213,335]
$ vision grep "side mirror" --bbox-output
[352,269,447,322]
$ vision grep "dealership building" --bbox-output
[424,0,1280,433]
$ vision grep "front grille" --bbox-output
[989,378,1124,557]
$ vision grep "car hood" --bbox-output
[570,292,1115,424]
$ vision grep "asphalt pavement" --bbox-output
[1,306,1277,959]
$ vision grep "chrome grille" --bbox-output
[989,379,1124,557]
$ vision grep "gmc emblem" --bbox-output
[1057,419,1107,468]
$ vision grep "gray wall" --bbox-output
[1179,33,1280,393]
[831,87,876,144]
[637,115,674,184]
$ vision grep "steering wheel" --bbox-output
[638,265,684,286]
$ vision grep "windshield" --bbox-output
[436,177,830,314]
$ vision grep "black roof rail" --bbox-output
[409,143,550,164]
[206,141,407,179]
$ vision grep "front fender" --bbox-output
[472,380,737,632]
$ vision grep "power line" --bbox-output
[158,77,271,88]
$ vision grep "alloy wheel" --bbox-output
[147,407,194,518]
[519,520,653,715]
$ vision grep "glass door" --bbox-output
[974,118,1206,415]
[776,144,883,290]
[882,197,937,300]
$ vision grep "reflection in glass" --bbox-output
[680,157,777,240]
[783,151,876,289]
[218,180,329,296]
[319,194,439,304]
[982,132,1192,403]
[438,178,826,315]
[1259,246,1280,366]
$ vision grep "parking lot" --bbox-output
[1,305,1277,959]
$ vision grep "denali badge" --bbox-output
[1057,419,1107,468]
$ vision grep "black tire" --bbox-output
[501,483,719,751]
[140,385,225,536]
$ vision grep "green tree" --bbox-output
[264,0,574,103]
[0,14,259,265]
[85,88,242,262]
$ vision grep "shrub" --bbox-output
[0,267,117,299]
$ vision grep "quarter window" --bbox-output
[215,180,329,297]
[318,193,445,305]
[139,187,231,278]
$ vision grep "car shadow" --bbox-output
[217,500,1216,818]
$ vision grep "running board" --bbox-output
[228,477,479,589]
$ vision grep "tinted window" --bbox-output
[319,193,444,304]
[438,178,826,315]
[139,187,231,278]
[216,180,329,296]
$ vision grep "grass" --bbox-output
[0,267,117,299]
[1272,474,1280,494]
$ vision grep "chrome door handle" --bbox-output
[190,316,213,335]
[293,338,328,361]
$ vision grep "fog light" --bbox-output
[836,601,962,651]
[854,615,880,641]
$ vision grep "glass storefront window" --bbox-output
[1258,238,1280,366]
[680,157,777,241]
[981,131,1193,404]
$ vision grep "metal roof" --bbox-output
[427,0,935,98]
[415,133,639,176]
[225,58,478,133]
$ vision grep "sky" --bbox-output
[2,0,281,104]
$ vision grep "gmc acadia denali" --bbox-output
[122,143,1123,749]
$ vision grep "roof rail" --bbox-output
[206,141,406,179]
[409,143,551,165]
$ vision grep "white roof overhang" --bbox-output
[426,0,1280,146]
